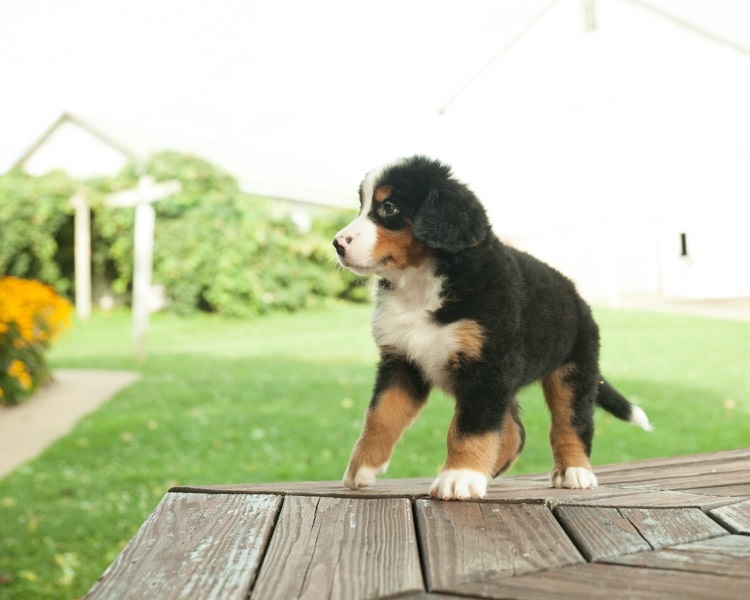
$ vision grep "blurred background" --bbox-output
[2,3,750,596]
[3,0,749,305]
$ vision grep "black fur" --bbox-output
[373,157,631,439]
[337,155,648,492]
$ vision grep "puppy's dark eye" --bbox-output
[378,202,399,217]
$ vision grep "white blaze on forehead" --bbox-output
[359,164,386,215]
[359,157,408,214]
[335,157,410,275]
[334,171,379,271]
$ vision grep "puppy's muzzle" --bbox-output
[333,236,351,257]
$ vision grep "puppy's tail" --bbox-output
[596,377,653,432]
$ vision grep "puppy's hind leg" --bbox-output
[343,356,429,490]
[542,364,598,489]
[493,400,525,477]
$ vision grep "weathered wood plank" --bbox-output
[681,482,750,497]
[172,478,434,498]
[515,449,750,483]
[173,478,561,500]
[594,448,750,474]
[554,506,651,560]
[173,449,750,499]
[415,500,583,593]
[608,535,750,578]
[483,483,638,504]
[559,490,735,510]
[617,507,727,549]
[391,594,466,599]
[250,496,423,600]
[459,562,749,600]
[85,492,281,600]
[710,498,750,533]
[612,471,750,493]
[556,506,730,563]
[172,479,638,505]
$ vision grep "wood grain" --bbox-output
[596,455,750,485]
[709,498,750,533]
[608,534,750,578]
[88,449,750,600]
[563,489,734,510]
[415,500,583,593]
[250,496,423,600]
[85,492,281,599]
[617,507,727,549]
[681,482,750,497]
[460,562,749,600]
[554,506,651,560]
[172,478,435,498]
[172,480,642,504]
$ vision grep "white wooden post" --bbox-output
[106,176,181,360]
[70,193,92,320]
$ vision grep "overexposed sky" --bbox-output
[1,0,545,170]
[1,0,749,226]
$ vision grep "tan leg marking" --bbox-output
[430,413,498,500]
[493,406,524,476]
[344,385,424,488]
[542,365,595,487]
[443,413,499,474]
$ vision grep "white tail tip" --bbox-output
[629,405,653,432]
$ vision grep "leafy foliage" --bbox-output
[0,152,366,316]
[0,171,77,292]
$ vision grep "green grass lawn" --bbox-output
[1,303,749,599]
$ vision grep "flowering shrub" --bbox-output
[0,277,72,406]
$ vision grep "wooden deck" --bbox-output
[86,448,750,599]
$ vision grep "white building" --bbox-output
[7,1,750,304]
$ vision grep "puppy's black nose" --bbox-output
[333,238,346,257]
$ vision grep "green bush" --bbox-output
[95,151,366,315]
[0,152,366,316]
[0,171,77,293]
[153,191,352,316]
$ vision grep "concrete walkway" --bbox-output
[0,369,140,479]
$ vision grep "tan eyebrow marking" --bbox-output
[374,185,393,203]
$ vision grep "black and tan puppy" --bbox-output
[333,156,651,500]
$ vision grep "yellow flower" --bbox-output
[1,277,72,404]
[0,276,72,347]
[8,360,32,390]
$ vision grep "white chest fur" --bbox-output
[371,266,460,391]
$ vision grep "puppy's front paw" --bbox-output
[550,466,598,489]
[343,462,389,490]
[430,469,488,500]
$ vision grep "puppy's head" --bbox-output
[333,156,489,275]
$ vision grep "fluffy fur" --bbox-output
[333,156,651,500]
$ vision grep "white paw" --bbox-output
[430,469,488,500]
[551,466,599,489]
[343,462,389,490]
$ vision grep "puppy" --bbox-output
[333,156,651,500]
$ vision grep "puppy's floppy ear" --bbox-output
[413,185,488,252]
